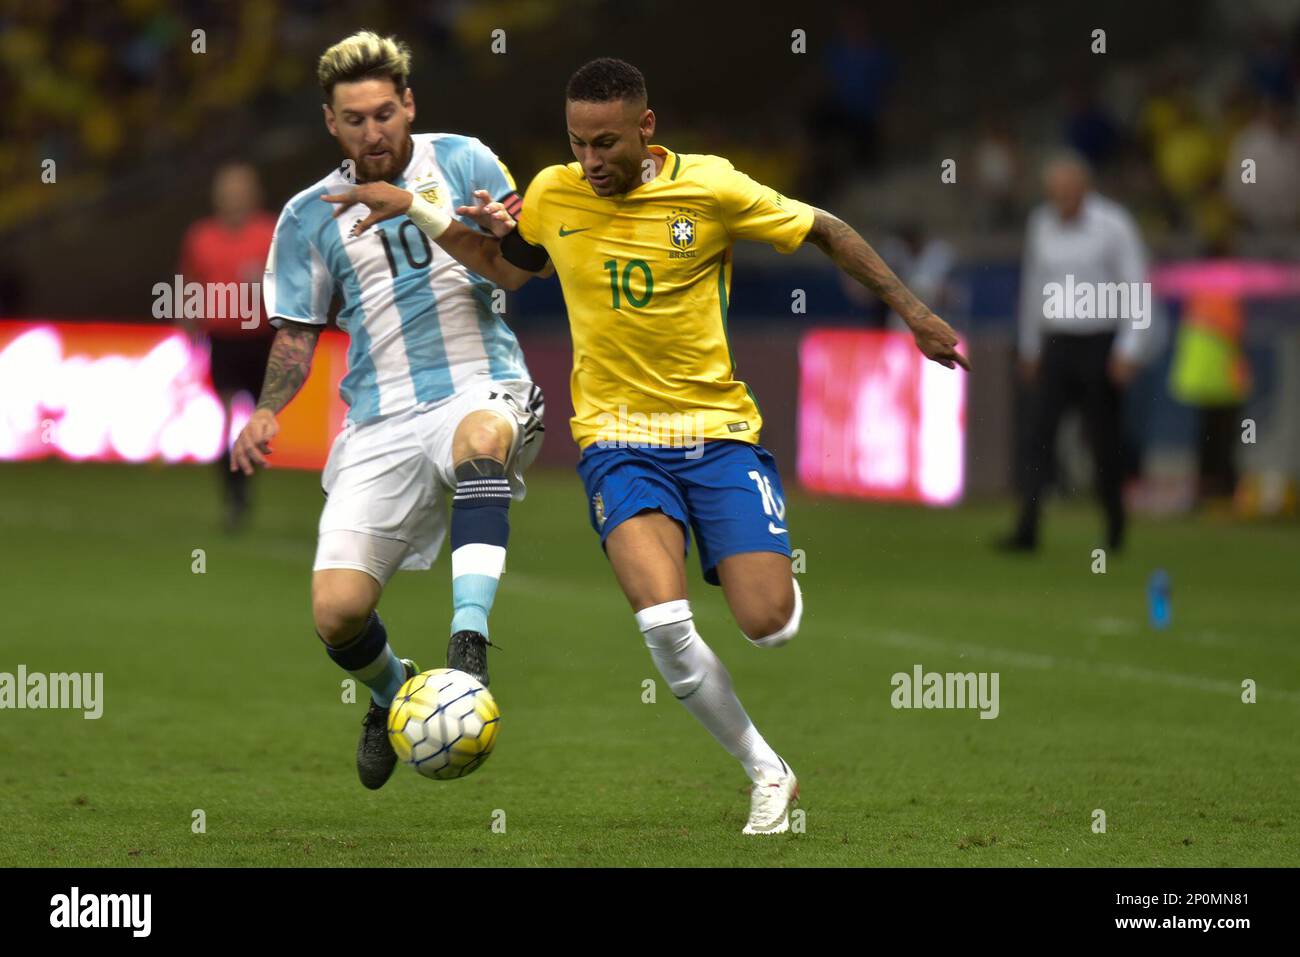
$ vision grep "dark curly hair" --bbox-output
[566,58,647,105]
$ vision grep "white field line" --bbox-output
[506,572,1299,702]
[867,627,1300,705]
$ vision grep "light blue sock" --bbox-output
[367,653,407,707]
[451,574,498,637]
[323,611,407,706]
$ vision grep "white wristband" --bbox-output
[406,190,451,240]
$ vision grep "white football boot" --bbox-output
[743,759,799,835]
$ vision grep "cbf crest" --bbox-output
[666,208,700,259]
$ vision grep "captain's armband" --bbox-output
[500,229,550,272]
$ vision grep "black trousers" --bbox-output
[1197,404,1241,500]
[210,335,273,509]
[1014,332,1126,548]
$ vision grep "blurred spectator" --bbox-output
[1146,92,1223,209]
[1001,153,1154,553]
[1246,25,1295,102]
[1168,292,1251,504]
[874,223,959,332]
[972,114,1023,230]
[1222,94,1300,236]
[804,10,896,200]
[1064,80,1121,169]
[1140,83,1228,248]
[177,162,275,532]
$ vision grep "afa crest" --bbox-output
[409,173,442,207]
[666,208,700,258]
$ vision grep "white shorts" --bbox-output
[313,379,544,585]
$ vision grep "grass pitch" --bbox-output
[0,460,1296,866]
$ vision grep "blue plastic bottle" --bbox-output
[1148,569,1171,630]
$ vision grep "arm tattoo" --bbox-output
[807,209,929,325]
[256,323,321,413]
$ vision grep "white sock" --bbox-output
[636,599,785,782]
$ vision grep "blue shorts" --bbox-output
[577,440,791,585]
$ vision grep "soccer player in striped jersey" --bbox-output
[337,59,968,832]
[230,32,544,790]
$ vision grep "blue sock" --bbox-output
[449,457,511,637]
[324,611,406,706]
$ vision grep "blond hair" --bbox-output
[317,31,412,101]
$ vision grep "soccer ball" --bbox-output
[387,669,500,780]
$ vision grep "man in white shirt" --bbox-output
[1001,153,1151,552]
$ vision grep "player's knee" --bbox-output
[637,600,705,698]
[312,579,377,647]
[454,413,512,464]
[740,608,791,642]
[742,579,803,648]
[464,424,507,460]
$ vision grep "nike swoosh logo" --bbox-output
[558,225,589,237]
[769,523,787,535]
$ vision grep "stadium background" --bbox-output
[5,0,1300,499]
[1,0,1298,867]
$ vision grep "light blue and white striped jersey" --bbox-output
[263,133,530,425]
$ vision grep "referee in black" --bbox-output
[1001,153,1151,553]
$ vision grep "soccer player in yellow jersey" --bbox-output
[327,58,967,834]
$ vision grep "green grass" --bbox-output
[0,459,1297,866]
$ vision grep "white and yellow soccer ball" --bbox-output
[387,669,500,780]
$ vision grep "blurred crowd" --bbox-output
[834,12,1300,257]
[3,0,287,229]
[0,0,480,232]
[4,1,1300,258]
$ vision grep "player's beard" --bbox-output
[590,157,638,196]
[354,134,413,184]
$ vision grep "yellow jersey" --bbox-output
[517,145,815,450]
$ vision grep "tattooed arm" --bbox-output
[805,209,970,371]
[230,321,322,474]
[255,322,321,413]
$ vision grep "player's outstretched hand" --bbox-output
[455,189,516,238]
[320,182,413,236]
[910,313,971,371]
[231,409,279,475]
